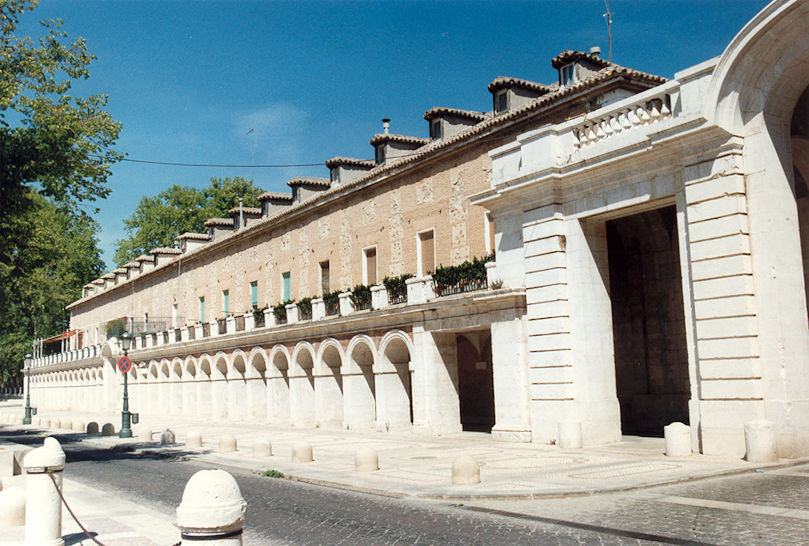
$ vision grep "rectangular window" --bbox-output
[429,119,442,140]
[320,261,330,295]
[222,289,230,317]
[330,167,339,185]
[561,63,576,87]
[250,281,258,309]
[282,272,291,301]
[171,304,178,329]
[485,212,496,254]
[495,90,508,113]
[363,247,377,285]
[375,145,385,165]
[199,297,205,323]
[418,230,435,276]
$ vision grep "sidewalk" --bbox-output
[2,400,801,502]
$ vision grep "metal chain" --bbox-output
[47,471,106,546]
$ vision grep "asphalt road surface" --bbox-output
[6,430,808,545]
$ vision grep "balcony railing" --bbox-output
[435,277,488,297]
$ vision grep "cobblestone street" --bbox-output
[6,429,807,545]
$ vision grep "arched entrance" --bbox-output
[377,332,413,431]
[315,341,344,428]
[343,337,376,430]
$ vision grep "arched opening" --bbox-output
[791,86,809,321]
[315,342,343,428]
[228,353,248,422]
[343,339,376,430]
[456,333,494,432]
[213,355,229,421]
[198,357,213,419]
[378,334,413,431]
[170,360,183,414]
[247,350,268,422]
[270,349,291,426]
[291,346,315,428]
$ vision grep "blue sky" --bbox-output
[19,0,769,268]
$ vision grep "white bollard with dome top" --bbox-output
[176,469,247,545]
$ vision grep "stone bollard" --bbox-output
[252,439,271,458]
[186,431,202,448]
[664,422,692,457]
[61,420,72,431]
[73,421,86,434]
[51,419,61,430]
[745,420,778,463]
[135,424,152,440]
[24,437,66,545]
[354,447,379,472]
[219,434,237,453]
[176,469,246,545]
[101,423,115,436]
[452,455,480,485]
[161,429,176,446]
[0,486,26,527]
[557,421,583,449]
[86,422,99,435]
[291,441,313,463]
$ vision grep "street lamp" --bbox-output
[119,331,134,438]
[23,353,36,425]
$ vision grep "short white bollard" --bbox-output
[291,441,313,463]
[24,437,66,546]
[252,439,271,458]
[557,421,583,449]
[186,431,202,448]
[452,455,480,485]
[219,434,237,453]
[0,486,26,527]
[354,447,379,472]
[86,422,99,435]
[745,420,778,463]
[161,429,176,446]
[664,422,692,457]
[135,424,152,440]
[176,469,246,545]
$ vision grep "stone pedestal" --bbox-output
[406,276,435,304]
[312,298,325,321]
[371,285,388,310]
[339,292,354,316]
[664,422,692,457]
[745,420,777,462]
[285,304,299,324]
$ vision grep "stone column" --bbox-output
[490,312,531,442]
[410,327,461,434]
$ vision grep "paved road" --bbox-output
[6,430,809,545]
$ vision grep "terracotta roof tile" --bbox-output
[228,206,262,216]
[204,218,235,227]
[325,156,375,168]
[487,76,553,94]
[113,268,127,275]
[257,191,294,201]
[423,107,488,121]
[369,133,430,146]
[177,232,210,241]
[286,177,330,188]
[551,49,612,69]
[150,247,182,255]
[123,261,139,268]
[135,254,155,263]
[101,273,115,280]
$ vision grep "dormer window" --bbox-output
[375,145,385,165]
[330,167,338,185]
[494,90,508,113]
[429,119,442,140]
[561,63,576,87]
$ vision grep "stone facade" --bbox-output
[27,0,809,457]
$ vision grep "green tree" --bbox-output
[0,0,121,383]
[113,176,263,266]
[0,193,105,384]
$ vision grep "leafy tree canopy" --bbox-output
[0,0,121,384]
[113,177,263,266]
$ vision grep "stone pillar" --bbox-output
[406,276,435,304]
[285,303,298,324]
[338,292,354,316]
[244,313,255,331]
[371,285,388,310]
[490,313,531,442]
[410,327,461,434]
[311,298,325,321]
[24,437,66,546]
[176,469,246,545]
[180,326,190,342]
[264,308,274,328]
[194,323,203,339]
[226,316,236,334]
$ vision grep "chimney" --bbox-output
[382,118,390,134]
[589,46,601,56]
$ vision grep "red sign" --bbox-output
[117,356,132,373]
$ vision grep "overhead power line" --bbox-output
[120,157,323,168]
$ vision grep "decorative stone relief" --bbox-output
[450,171,468,264]
[416,181,433,204]
[298,231,311,293]
[363,199,377,222]
[318,218,331,238]
[388,193,404,276]
[280,233,290,251]
[340,211,352,288]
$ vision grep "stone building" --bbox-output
[27,0,809,458]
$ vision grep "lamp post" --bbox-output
[119,331,133,438]
[23,353,36,425]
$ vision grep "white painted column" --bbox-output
[410,327,461,434]
[490,312,532,442]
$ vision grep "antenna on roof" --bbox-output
[603,0,613,63]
